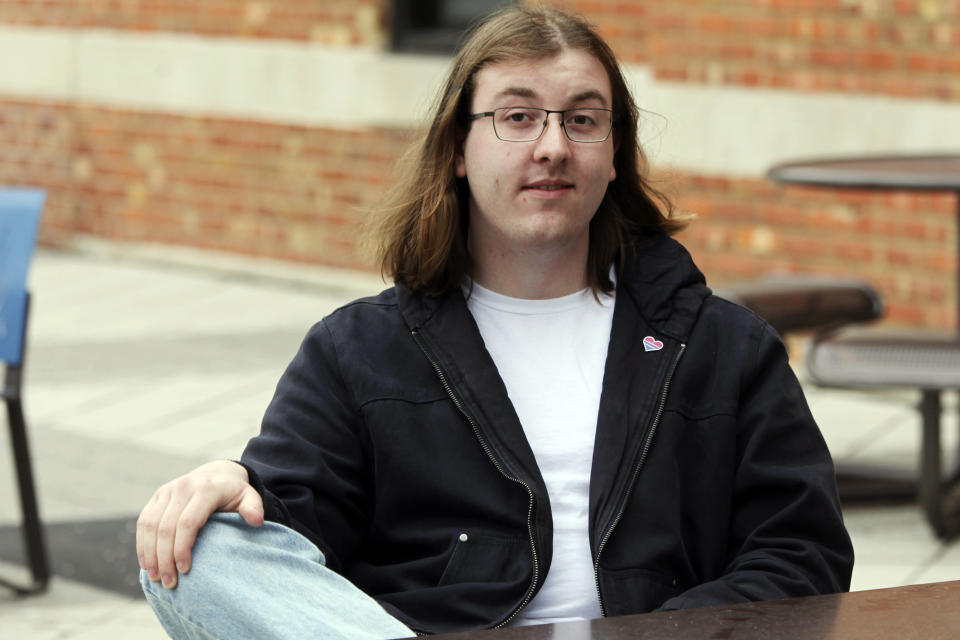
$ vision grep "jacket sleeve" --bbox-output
[659,321,854,610]
[239,320,370,572]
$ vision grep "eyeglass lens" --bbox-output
[492,108,612,142]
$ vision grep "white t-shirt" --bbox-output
[464,280,615,626]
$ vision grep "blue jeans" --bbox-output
[140,513,416,640]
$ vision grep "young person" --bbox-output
[137,6,853,639]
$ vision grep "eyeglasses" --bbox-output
[467,107,614,143]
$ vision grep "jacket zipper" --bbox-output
[411,329,541,630]
[592,343,686,617]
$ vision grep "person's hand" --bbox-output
[136,460,264,589]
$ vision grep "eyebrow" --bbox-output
[492,87,609,107]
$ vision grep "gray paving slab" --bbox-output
[914,537,960,585]
[13,248,381,524]
[0,561,165,640]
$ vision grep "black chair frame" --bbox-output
[1,293,51,594]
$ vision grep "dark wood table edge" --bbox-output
[423,580,960,639]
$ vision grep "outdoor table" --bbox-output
[767,154,960,324]
[426,580,960,639]
[766,153,960,537]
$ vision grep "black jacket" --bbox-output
[240,233,854,635]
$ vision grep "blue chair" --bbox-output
[0,187,50,594]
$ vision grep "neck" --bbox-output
[469,239,590,299]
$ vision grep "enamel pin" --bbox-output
[643,336,664,352]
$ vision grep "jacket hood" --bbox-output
[618,233,711,342]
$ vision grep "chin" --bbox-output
[517,224,588,248]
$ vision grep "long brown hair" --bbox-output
[376,5,689,295]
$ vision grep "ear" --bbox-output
[609,135,620,183]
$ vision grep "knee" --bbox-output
[140,513,254,604]
[140,515,339,639]
[139,565,166,600]
[140,513,325,603]
[140,566,221,640]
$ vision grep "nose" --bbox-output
[532,112,570,163]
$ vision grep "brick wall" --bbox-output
[0,98,410,270]
[2,0,958,328]
[670,175,957,327]
[551,0,960,100]
[0,0,386,45]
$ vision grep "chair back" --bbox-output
[0,188,45,366]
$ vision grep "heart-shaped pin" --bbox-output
[643,336,664,352]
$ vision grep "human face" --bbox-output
[455,50,617,264]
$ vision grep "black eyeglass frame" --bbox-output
[466,107,615,143]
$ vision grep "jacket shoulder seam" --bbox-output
[317,320,368,435]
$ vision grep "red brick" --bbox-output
[654,67,690,82]
[925,251,958,274]
[885,249,912,265]
[832,241,873,261]
[696,14,739,34]
[613,2,647,17]
[906,54,953,73]
[893,0,916,16]
[857,49,899,70]
[809,48,855,67]
[884,303,928,326]
[719,43,756,60]
[650,13,690,31]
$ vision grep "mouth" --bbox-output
[522,180,574,192]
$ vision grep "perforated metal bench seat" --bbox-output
[806,327,960,537]
[807,328,960,389]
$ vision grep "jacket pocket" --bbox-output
[438,531,529,587]
[598,567,685,615]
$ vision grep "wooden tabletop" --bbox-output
[429,581,960,639]
[767,154,960,191]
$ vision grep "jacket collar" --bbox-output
[396,232,710,339]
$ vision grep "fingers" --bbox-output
[237,486,265,527]
[136,489,170,584]
[153,484,199,589]
[168,493,219,578]
[136,461,258,590]
[136,479,210,589]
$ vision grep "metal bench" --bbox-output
[718,277,960,539]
